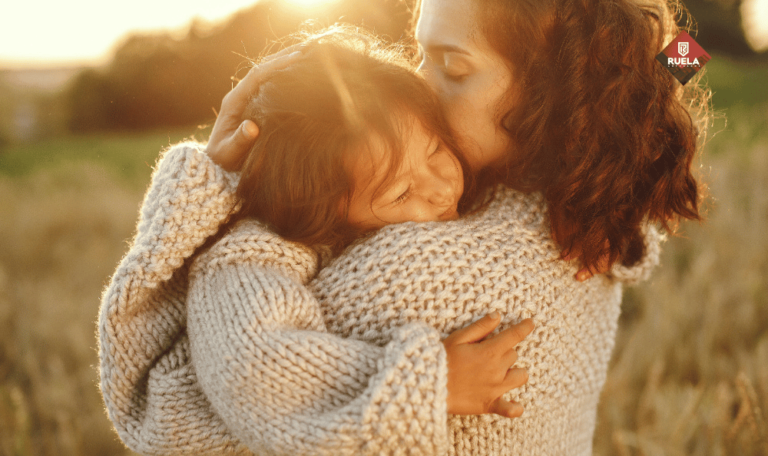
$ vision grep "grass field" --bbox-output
[0,56,766,455]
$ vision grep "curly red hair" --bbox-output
[414,0,711,271]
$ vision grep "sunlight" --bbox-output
[1,0,261,68]
[282,0,340,7]
[742,0,768,51]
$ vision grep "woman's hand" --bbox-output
[442,313,534,418]
[206,47,303,171]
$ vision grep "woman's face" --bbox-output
[415,0,517,171]
[346,117,464,231]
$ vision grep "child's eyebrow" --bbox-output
[423,136,440,158]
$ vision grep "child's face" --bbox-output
[346,117,464,231]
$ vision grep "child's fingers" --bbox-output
[501,346,518,367]
[502,368,529,391]
[486,318,534,352]
[444,312,501,346]
[488,398,524,419]
[574,240,612,281]
[575,267,594,282]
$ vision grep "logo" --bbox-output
[656,31,711,85]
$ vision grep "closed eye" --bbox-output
[442,54,471,82]
[393,187,411,205]
[429,141,444,157]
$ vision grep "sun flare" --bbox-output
[0,0,345,68]
[282,0,341,8]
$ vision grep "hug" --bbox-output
[99,0,709,454]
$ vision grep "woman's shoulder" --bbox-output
[483,185,548,225]
[319,186,557,273]
[192,218,320,284]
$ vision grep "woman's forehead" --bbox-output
[416,0,478,49]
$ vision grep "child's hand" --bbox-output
[206,46,303,171]
[442,313,534,418]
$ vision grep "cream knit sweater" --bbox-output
[99,143,661,456]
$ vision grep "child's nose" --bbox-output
[426,174,455,206]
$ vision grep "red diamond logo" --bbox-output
[656,31,711,85]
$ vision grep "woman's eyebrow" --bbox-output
[424,44,472,56]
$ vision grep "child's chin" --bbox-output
[439,208,460,221]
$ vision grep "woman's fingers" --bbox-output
[227,49,303,105]
[210,121,260,171]
[206,119,259,171]
[261,43,305,63]
[206,48,303,170]
[444,312,501,346]
[488,398,524,419]
[502,346,518,366]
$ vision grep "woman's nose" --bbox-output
[417,60,442,94]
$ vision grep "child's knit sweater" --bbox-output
[98,143,660,456]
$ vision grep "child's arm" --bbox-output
[98,142,240,453]
[188,226,449,455]
[187,222,532,455]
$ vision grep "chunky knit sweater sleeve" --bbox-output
[187,221,450,455]
[99,142,450,455]
[99,142,247,455]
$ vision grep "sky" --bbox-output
[2,0,767,69]
[0,0,339,68]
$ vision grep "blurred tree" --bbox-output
[67,0,411,132]
[683,0,759,57]
[65,0,762,133]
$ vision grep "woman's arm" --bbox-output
[608,224,663,284]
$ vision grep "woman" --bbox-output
[99,0,708,454]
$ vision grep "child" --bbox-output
[226,28,473,252]
[99,27,533,455]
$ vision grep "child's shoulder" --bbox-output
[192,218,321,284]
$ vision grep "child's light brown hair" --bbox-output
[232,26,473,253]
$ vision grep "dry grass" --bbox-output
[0,108,765,455]
[0,162,141,456]
[595,102,768,456]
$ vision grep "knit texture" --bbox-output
[187,220,450,455]
[312,193,661,456]
[99,142,661,455]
